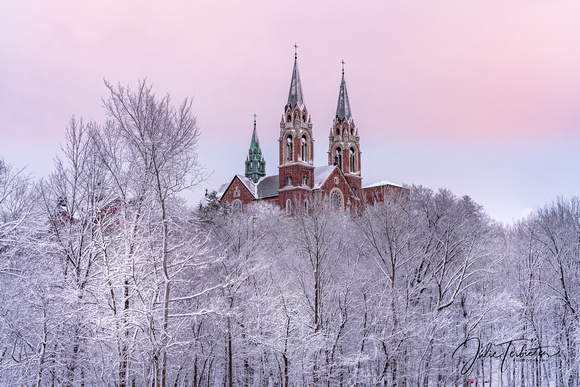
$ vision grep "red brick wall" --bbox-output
[278,164,314,192]
[318,168,357,209]
[220,176,255,210]
[278,188,313,214]
[279,140,283,165]
[345,175,362,194]
[360,185,409,205]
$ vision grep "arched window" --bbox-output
[350,148,356,173]
[304,200,309,213]
[336,127,340,136]
[286,199,292,215]
[334,147,342,170]
[286,176,293,186]
[301,135,308,162]
[287,114,291,122]
[232,200,242,213]
[286,135,293,161]
[330,188,343,209]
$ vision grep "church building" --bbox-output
[216,52,406,214]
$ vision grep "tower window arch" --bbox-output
[350,147,356,173]
[334,147,342,170]
[301,135,308,162]
[286,135,293,161]
[336,127,340,136]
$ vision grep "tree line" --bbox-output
[0,81,578,386]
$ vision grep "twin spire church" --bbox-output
[217,53,405,213]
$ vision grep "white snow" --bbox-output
[236,174,258,198]
[313,165,336,189]
[363,180,402,189]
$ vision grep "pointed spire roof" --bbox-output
[287,47,304,108]
[335,61,352,122]
[249,113,260,152]
[245,114,266,183]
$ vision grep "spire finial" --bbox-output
[294,43,298,59]
[341,59,345,76]
[253,113,257,127]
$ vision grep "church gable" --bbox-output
[220,175,257,210]
[314,166,358,209]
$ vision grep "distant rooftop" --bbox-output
[362,180,403,189]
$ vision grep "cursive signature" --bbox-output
[452,337,560,375]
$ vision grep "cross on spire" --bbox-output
[253,113,257,126]
[341,59,345,75]
[294,43,298,59]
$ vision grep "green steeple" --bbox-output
[245,115,266,183]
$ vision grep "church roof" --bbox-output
[237,175,258,197]
[335,69,352,122]
[256,175,279,199]
[221,174,281,201]
[362,180,403,189]
[216,183,229,197]
[313,165,336,189]
[286,56,304,109]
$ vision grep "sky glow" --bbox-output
[1,0,579,222]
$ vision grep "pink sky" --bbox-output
[1,1,579,222]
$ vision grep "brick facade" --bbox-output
[220,176,256,212]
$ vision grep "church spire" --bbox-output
[245,114,266,183]
[249,114,260,151]
[286,44,304,108]
[328,60,361,186]
[335,59,352,123]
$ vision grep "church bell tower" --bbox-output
[278,46,315,213]
[328,62,362,192]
